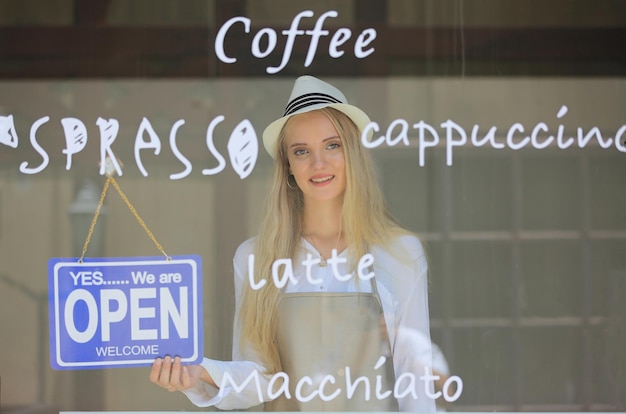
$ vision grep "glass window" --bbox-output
[1,1,625,412]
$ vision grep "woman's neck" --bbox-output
[302,199,345,257]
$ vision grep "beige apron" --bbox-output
[266,279,399,411]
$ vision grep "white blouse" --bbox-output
[183,234,435,412]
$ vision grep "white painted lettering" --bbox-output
[267,371,291,400]
[19,116,50,174]
[318,375,341,401]
[247,254,267,290]
[441,119,467,166]
[327,249,351,282]
[357,253,375,281]
[271,258,297,288]
[295,375,318,402]
[374,356,393,400]
[61,117,87,170]
[394,371,418,399]
[615,125,626,153]
[97,117,123,176]
[304,11,337,67]
[0,115,18,148]
[267,10,314,75]
[303,253,323,284]
[219,370,264,403]
[386,118,410,147]
[134,117,162,177]
[471,125,503,149]
[442,375,463,402]
[169,119,192,180]
[354,28,376,58]
[530,122,553,149]
[414,120,439,167]
[227,119,258,180]
[420,366,441,400]
[577,126,613,149]
[213,359,465,404]
[345,366,371,401]
[214,11,375,74]
[215,17,249,64]
[202,115,227,175]
[555,105,575,149]
[506,123,529,150]
[252,28,277,59]
[361,122,384,148]
[329,28,352,58]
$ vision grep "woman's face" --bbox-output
[284,110,347,205]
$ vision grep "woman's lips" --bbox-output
[310,175,334,185]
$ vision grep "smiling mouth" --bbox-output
[310,175,334,183]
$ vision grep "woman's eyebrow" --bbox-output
[288,141,307,148]
[288,135,340,148]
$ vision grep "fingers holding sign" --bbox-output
[150,356,209,392]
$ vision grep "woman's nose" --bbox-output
[310,150,327,168]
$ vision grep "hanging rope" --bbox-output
[78,176,170,262]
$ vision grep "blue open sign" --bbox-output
[48,256,203,370]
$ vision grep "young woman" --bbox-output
[150,76,435,412]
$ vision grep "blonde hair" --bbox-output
[238,107,405,373]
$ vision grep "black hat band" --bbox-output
[283,92,343,117]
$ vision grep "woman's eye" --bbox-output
[327,142,341,150]
[294,148,307,156]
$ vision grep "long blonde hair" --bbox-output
[238,107,404,373]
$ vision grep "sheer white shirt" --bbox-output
[183,234,435,412]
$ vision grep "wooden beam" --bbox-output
[74,0,112,25]
[0,27,624,78]
[355,0,388,24]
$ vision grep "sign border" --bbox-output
[48,255,203,369]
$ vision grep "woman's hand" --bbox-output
[149,356,214,392]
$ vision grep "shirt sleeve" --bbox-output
[385,235,437,413]
[181,358,268,409]
[182,238,274,410]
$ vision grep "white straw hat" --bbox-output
[262,75,372,158]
